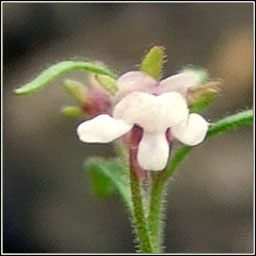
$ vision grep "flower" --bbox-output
[77,71,209,171]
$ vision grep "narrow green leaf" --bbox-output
[14,61,117,96]
[95,74,118,95]
[61,106,85,119]
[207,109,253,137]
[86,157,132,210]
[140,46,165,80]
[63,79,88,103]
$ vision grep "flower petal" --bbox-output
[117,71,157,90]
[159,71,201,96]
[171,113,209,146]
[137,132,169,171]
[114,71,157,102]
[158,92,189,127]
[77,114,132,143]
[114,91,188,133]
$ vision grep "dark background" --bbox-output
[3,2,254,253]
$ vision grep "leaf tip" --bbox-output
[13,87,25,96]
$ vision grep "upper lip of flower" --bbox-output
[113,70,202,102]
[77,70,209,171]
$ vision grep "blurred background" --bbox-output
[3,2,254,253]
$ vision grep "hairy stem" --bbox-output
[130,169,153,253]
[129,153,152,253]
[148,174,165,253]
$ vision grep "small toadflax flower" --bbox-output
[76,70,209,171]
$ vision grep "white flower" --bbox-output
[77,71,209,171]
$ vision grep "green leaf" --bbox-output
[207,109,253,137]
[63,79,88,103]
[89,167,115,198]
[95,74,118,95]
[86,157,132,210]
[140,46,165,80]
[61,106,85,119]
[14,61,117,96]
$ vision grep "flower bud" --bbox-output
[61,106,85,119]
[94,74,118,95]
[81,90,112,118]
[187,80,222,113]
[63,79,88,103]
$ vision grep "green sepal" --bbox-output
[95,75,118,95]
[140,46,165,80]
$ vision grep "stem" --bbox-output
[163,146,192,182]
[147,146,192,254]
[129,152,152,253]
[147,109,253,252]
[148,174,165,253]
